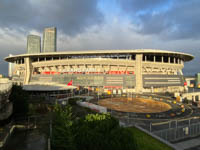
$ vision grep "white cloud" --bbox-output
[0,18,200,75]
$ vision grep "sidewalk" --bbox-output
[175,137,200,150]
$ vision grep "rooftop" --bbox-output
[5,49,194,62]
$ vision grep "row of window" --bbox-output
[15,54,183,64]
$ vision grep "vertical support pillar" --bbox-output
[24,57,32,85]
[181,59,184,65]
[168,57,171,63]
[145,55,147,61]
[161,56,164,63]
[174,57,176,64]
[135,54,143,93]
[154,56,156,62]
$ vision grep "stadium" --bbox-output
[5,49,194,94]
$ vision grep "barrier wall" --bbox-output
[77,101,107,113]
[31,74,136,88]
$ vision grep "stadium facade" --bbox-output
[5,49,194,93]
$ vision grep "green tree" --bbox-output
[9,85,29,115]
[73,113,138,150]
[109,127,138,150]
[51,103,75,150]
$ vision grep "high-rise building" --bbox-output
[42,27,57,52]
[27,35,41,54]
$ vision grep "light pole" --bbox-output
[98,85,99,102]
[88,85,89,96]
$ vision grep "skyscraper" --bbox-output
[27,35,41,54]
[42,27,57,52]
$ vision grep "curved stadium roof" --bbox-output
[5,49,194,62]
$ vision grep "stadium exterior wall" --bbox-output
[4,49,194,93]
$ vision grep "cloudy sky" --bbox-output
[0,0,199,75]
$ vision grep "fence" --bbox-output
[151,117,200,142]
[113,111,200,142]
[153,122,200,142]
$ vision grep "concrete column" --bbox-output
[168,57,170,63]
[181,59,184,65]
[24,57,32,85]
[135,54,143,93]
[145,55,147,61]
[174,57,176,64]
[161,56,164,63]
[38,58,40,62]
[178,58,180,64]
[154,56,156,62]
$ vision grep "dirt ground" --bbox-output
[98,97,172,113]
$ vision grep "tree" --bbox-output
[51,103,75,150]
[73,113,138,150]
[9,85,29,115]
[51,107,138,150]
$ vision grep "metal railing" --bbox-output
[153,122,200,142]
[151,117,200,142]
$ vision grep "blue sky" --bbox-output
[0,0,199,75]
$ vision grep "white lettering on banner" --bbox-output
[61,68,97,73]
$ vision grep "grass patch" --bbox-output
[128,127,174,150]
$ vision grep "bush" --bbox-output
[9,85,29,115]
[51,105,138,150]
[73,113,138,150]
[51,103,75,150]
[68,97,81,105]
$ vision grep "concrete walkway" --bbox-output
[175,137,200,150]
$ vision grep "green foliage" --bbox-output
[68,97,82,105]
[51,103,75,150]
[9,85,29,115]
[73,113,138,150]
[51,106,138,150]
[109,127,138,150]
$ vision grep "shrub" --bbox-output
[9,85,29,115]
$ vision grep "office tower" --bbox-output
[27,35,41,54]
[42,27,57,52]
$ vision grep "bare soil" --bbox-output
[98,97,172,113]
